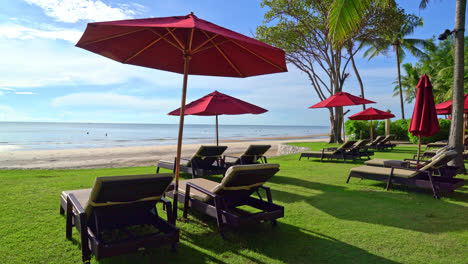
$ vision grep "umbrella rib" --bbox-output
[200,29,244,77]
[148,28,183,52]
[78,28,148,46]
[230,39,286,72]
[124,29,177,63]
[192,39,231,54]
[192,33,219,53]
[166,27,185,50]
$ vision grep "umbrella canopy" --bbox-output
[168,90,267,145]
[348,107,395,120]
[76,13,287,224]
[435,94,468,115]
[409,74,440,163]
[309,91,375,141]
[309,92,375,108]
[409,74,440,137]
[168,90,267,116]
[348,107,394,141]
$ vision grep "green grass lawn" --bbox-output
[1,143,467,263]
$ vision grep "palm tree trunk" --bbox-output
[448,0,467,172]
[395,45,405,119]
[350,50,366,110]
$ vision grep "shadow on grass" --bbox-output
[269,174,467,234]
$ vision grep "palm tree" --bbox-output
[363,16,432,119]
[393,63,422,103]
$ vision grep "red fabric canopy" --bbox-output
[76,13,287,77]
[168,91,267,116]
[409,74,440,137]
[435,94,468,115]
[348,107,395,120]
[309,92,375,108]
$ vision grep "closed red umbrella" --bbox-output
[168,90,267,145]
[309,92,375,141]
[76,13,287,224]
[409,74,440,162]
[348,107,395,141]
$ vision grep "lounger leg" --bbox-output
[79,213,91,264]
[183,185,191,219]
[264,187,277,226]
[60,205,65,215]
[156,166,160,173]
[346,172,352,183]
[66,197,73,239]
[298,154,302,161]
[386,168,394,190]
[427,171,440,199]
[213,196,225,239]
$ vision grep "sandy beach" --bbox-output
[0,136,328,169]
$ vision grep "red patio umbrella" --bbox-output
[409,74,440,162]
[436,94,468,143]
[348,107,395,141]
[76,13,287,223]
[309,92,376,141]
[168,90,267,145]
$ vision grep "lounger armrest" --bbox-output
[180,157,191,161]
[390,166,430,175]
[224,155,240,159]
[325,147,337,151]
[160,197,174,224]
[68,193,85,215]
[186,182,218,198]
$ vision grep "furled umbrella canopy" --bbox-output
[75,13,287,224]
[168,90,267,145]
[348,107,395,141]
[409,74,440,162]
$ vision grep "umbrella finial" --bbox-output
[190,11,194,15]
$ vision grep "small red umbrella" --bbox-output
[348,107,395,141]
[309,92,376,141]
[436,94,468,143]
[168,90,267,145]
[76,13,287,224]
[409,74,440,162]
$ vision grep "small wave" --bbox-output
[0,145,24,151]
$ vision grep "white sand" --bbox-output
[0,138,327,169]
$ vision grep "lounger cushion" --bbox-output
[302,150,337,155]
[213,163,280,192]
[364,159,388,167]
[86,174,174,215]
[350,166,418,178]
[62,188,92,209]
[178,178,219,202]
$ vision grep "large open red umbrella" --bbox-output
[409,74,440,162]
[309,92,376,141]
[436,94,468,142]
[76,13,287,223]
[168,90,267,145]
[348,107,395,141]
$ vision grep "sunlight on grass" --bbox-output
[0,143,467,263]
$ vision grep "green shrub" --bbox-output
[407,119,451,144]
[345,118,411,141]
[392,119,410,140]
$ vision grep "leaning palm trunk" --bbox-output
[448,0,467,173]
[349,49,366,110]
[395,45,405,119]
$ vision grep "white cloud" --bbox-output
[15,92,37,95]
[0,91,3,96]
[0,24,82,43]
[24,0,137,23]
[52,92,178,111]
[0,105,30,121]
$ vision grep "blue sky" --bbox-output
[0,0,464,126]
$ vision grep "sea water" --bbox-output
[0,122,329,151]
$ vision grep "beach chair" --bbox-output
[60,174,179,263]
[166,163,283,238]
[224,144,271,167]
[156,145,227,178]
[375,135,396,150]
[347,150,465,198]
[366,135,385,149]
[298,140,357,162]
[346,140,374,160]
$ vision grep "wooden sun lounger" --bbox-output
[165,163,284,239]
[156,145,227,178]
[347,150,465,199]
[224,144,271,167]
[60,174,179,263]
[298,140,357,162]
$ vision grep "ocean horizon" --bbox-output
[0,121,329,151]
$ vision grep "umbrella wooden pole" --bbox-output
[417,136,422,165]
[342,115,346,142]
[370,120,373,141]
[464,113,466,145]
[216,114,219,146]
[173,54,190,224]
